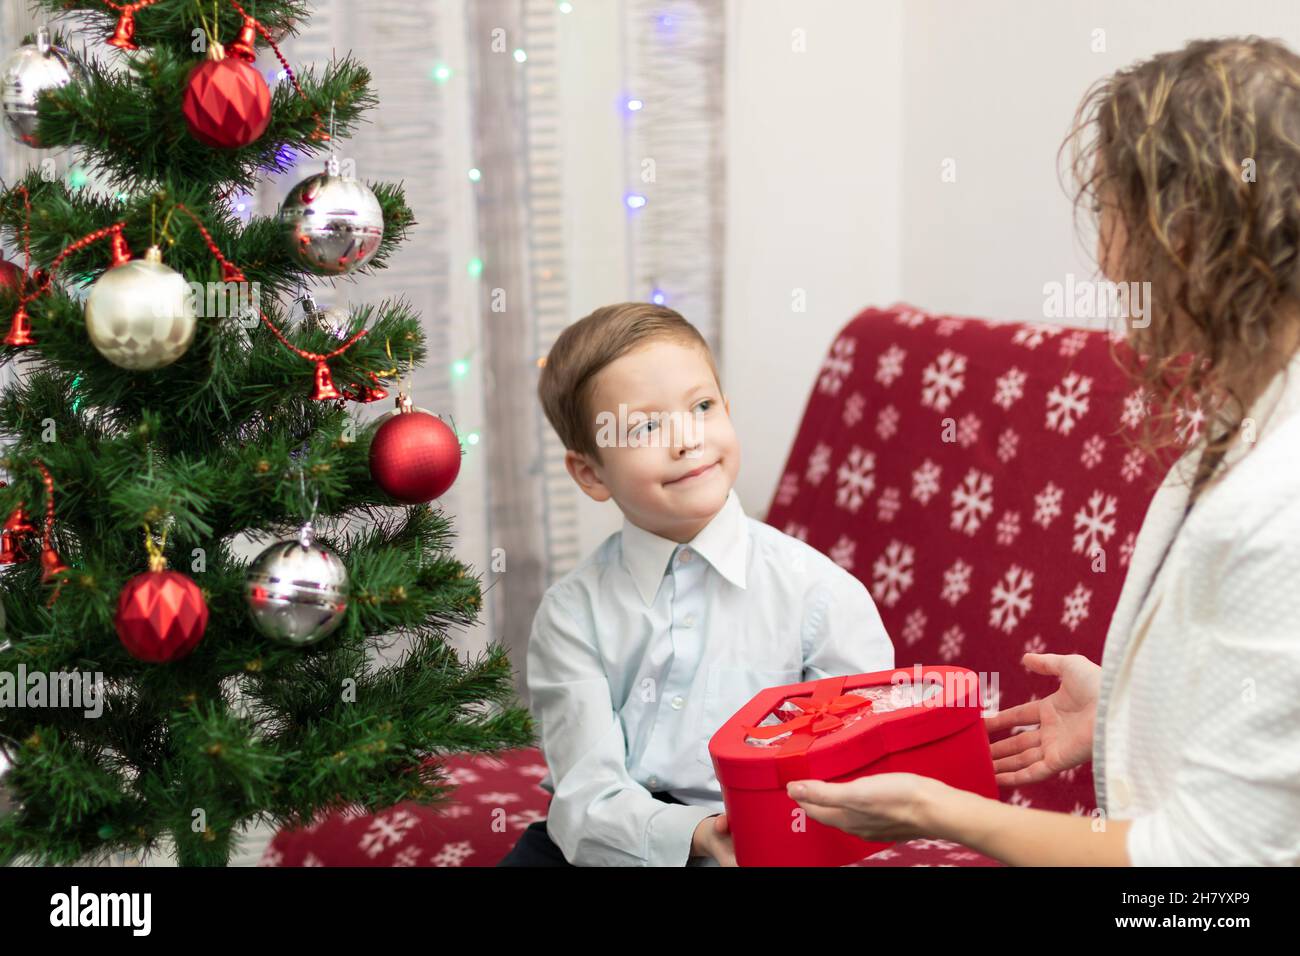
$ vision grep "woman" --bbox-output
[785,36,1300,866]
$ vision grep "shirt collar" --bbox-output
[620,487,750,607]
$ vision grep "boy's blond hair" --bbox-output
[538,302,721,462]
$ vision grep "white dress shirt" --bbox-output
[525,486,895,866]
[1095,350,1300,865]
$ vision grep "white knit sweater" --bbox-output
[1094,351,1300,866]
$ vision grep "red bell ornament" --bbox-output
[369,396,462,504]
[181,40,271,149]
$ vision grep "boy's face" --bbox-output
[565,339,740,542]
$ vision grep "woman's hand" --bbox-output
[786,773,952,843]
[984,652,1100,786]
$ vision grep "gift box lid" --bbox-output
[708,665,987,790]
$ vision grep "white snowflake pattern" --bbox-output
[871,540,915,608]
[1120,447,1144,483]
[1061,583,1092,631]
[476,791,522,805]
[902,608,927,646]
[1072,490,1117,557]
[877,486,902,522]
[805,442,833,485]
[911,459,942,505]
[517,764,550,778]
[818,337,856,395]
[1024,634,1047,655]
[876,344,907,386]
[876,404,900,441]
[835,446,877,512]
[894,308,927,327]
[392,845,423,867]
[950,468,994,535]
[1045,372,1092,435]
[442,767,481,786]
[993,367,1027,409]
[996,427,1019,463]
[941,559,972,605]
[956,413,981,448]
[842,391,867,427]
[1176,404,1206,443]
[430,840,476,867]
[829,534,857,570]
[1008,790,1034,808]
[1032,482,1064,528]
[1058,330,1089,357]
[1012,324,1063,350]
[1120,388,1149,430]
[783,522,809,542]
[938,626,965,661]
[921,350,968,413]
[1119,531,1136,567]
[936,317,966,336]
[507,809,547,830]
[1080,434,1106,469]
[358,809,420,858]
[775,470,799,506]
[995,510,1022,546]
[990,565,1034,633]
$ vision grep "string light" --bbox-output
[651,288,666,305]
[465,431,480,446]
[558,1,573,12]
[67,168,88,190]
[433,64,452,83]
[452,358,470,379]
[626,97,643,112]
[513,48,528,63]
[467,257,484,278]
[625,193,647,210]
[467,167,481,182]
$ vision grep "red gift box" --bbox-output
[707,665,998,866]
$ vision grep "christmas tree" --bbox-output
[0,0,531,866]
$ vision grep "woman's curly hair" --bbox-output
[1062,36,1300,501]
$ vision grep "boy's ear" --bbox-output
[564,448,613,503]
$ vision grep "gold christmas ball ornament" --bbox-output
[1,27,84,148]
[85,245,197,370]
[280,156,384,276]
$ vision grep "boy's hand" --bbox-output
[690,813,736,866]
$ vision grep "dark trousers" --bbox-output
[496,791,686,866]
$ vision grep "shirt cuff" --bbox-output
[645,803,722,867]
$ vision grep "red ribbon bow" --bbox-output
[742,675,872,757]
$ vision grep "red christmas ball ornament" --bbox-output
[116,555,209,663]
[369,397,462,504]
[0,256,23,296]
[181,41,271,149]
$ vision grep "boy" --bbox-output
[499,303,894,866]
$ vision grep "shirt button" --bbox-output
[647,776,659,789]
[681,613,695,628]
[678,548,693,563]
[671,695,685,710]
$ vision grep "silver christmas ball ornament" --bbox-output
[295,292,351,340]
[1,27,84,147]
[85,245,197,370]
[280,156,384,276]
[246,522,348,646]
[0,737,19,821]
